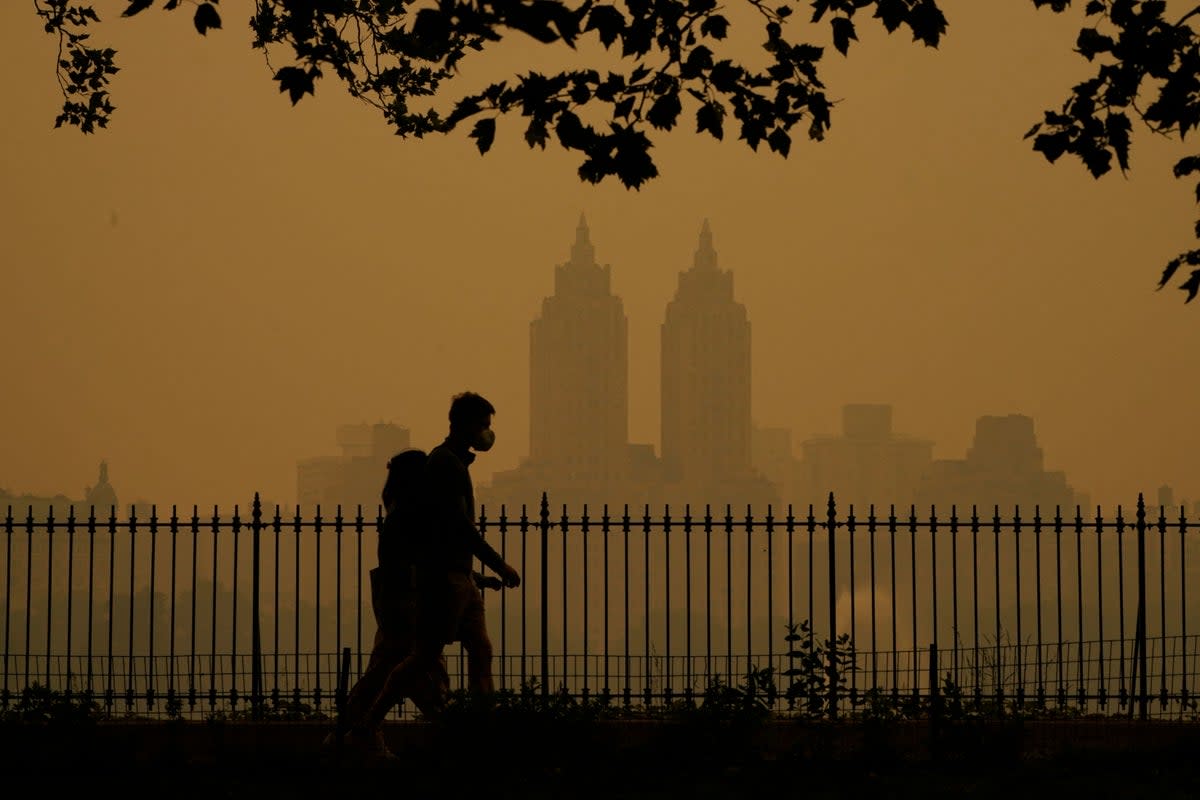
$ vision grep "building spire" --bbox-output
[693,218,717,270]
[570,212,595,266]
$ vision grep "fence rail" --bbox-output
[1,493,1195,720]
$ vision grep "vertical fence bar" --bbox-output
[971,507,980,707]
[148,506,157,707]
[826,493,837,718]
[87,507,95,698]
[663,505,670,700]
[744,505,752,693]
[705,505,713,685]
[993,507,1002,710]
[582,505,589,698]
[3,507,10,706]
[251,493,263,719]
[231,505,241,710]
[1092,506,1103,708]
[1034,506,1043,707]
[869,505,878,694]
[603,505,610,696]
[314,505,322,708]
[1084,506,1094,705]
[909,505,917,701]
[930,506,938,697]
[562,503,570,695]
[539,493,549,698]
[726,505,733,682]
[356,507,366,679]
[847,505,856,704]
[126,506,135,710]
[766,505,774,685]
[106,506,116,712]
[46,507,54,690]
[62,507,75,696]
[189,507,198,711]
[643,504,651,704]
[889,506,897,701]
[521,504,529,687]
[169,506,178,709]
[1181,506,1188,714]
[1056,509,1066,708]
[333,505,342,705]
[950,506,958,687]
[662,506,672,700]
[1014,506,1023,709]
[684,505,692,699]
[273,505,281,705]
[24,507,32,693]
[66,507,75,695]
[623,505,630,707]
[1136,494,1148,720]
[1115,506,1126,709]
[292,506,301,706]
[1157,505,1167,709]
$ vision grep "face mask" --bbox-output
[473,428,496,452]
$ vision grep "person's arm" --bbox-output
[427,451,511,576]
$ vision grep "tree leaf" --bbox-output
[697,101,724,140]
[469,117,496,154]
[831,17,856,56]
[273,66,314,105]
[647,90,682,130]
[193,2,221,35]
[122,0,154,17]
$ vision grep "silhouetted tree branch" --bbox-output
[29,0,1200,302]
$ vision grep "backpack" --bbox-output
[378,448,430,570]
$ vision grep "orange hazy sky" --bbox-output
[2,2,1196,511]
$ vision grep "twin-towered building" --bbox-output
[481,216,779,512]
[296,218,1118,515]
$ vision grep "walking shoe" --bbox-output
[343,728,401,765]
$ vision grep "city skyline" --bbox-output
[3,3,1196,514]
[9,215,1192,514]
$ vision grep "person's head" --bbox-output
[448,391,496,452]
[382,448,427,511]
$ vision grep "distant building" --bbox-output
[915,414,1077,513]
[484,217,661,511]
[296,422,411,512]
[796,404,934,512]
[0,460,132,518]
[657,221,778,510]
[481,218,776,512]
[84,460,118,511]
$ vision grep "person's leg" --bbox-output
[331,568,407,739]
[362,636,446,730]
[338,626,404,734]
[456,580,495,697]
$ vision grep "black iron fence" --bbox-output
[1,493,1195,720]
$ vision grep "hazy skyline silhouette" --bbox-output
[3,3,1196,513]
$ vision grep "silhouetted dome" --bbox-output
[84,460,118,510]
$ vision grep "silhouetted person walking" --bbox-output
[322,449,447,760]
[355,391,520,757]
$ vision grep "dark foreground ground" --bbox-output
[3,717,1199,798]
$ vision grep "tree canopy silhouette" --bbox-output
[32,0,1200,302]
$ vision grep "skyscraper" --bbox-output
[484,216,646,509]
[659,221,776,507]
[529,214,629,484]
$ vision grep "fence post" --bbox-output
[827,492,838,720]
[251,492,263,720]
[540,492,550,699]
[1135,493,1148,721]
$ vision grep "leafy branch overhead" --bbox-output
[30,0,1200,302]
